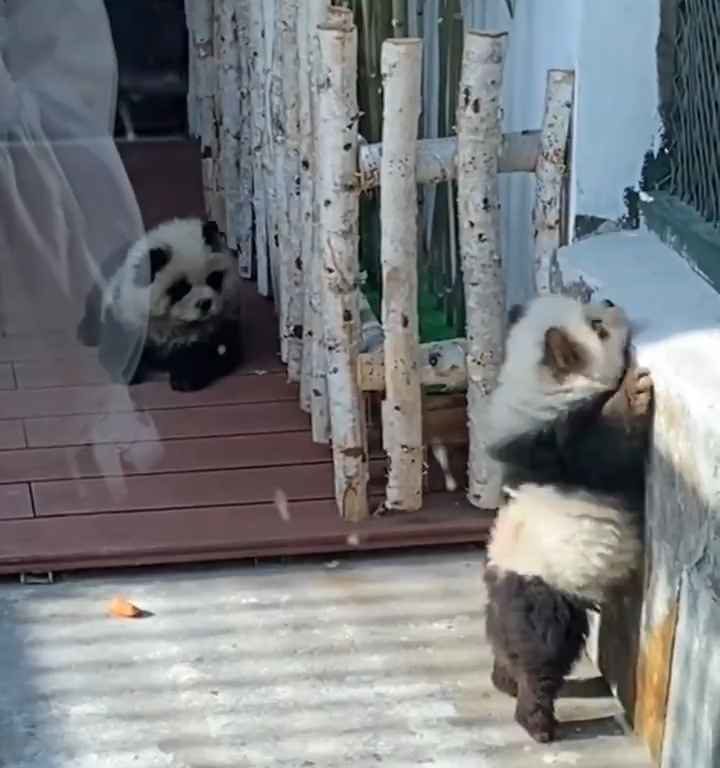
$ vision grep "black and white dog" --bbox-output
[78,217,243,391]
[483,294,653,742]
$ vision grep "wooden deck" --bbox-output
[0,139,492,575]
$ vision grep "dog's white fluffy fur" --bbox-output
[104,217,240,348]
[488,483,641,604]
[487,295,631,449]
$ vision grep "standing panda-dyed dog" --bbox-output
[78,217,243,392]
[483,295,653,743]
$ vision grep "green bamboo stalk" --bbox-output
[392,0,407,37]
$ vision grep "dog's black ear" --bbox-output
[149,246,171,282]
[202,220,222,251]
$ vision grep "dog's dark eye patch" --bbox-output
[167,277,192,305]
[206,270,225,292]
[133,246,171,287]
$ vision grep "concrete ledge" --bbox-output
[559,230,720,767]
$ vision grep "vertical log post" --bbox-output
[210,2,226,229]
[248,1,270,296]
[263,2,282,308]
[456,31,508,510]
[217,0,243,254]
[187,0,218,221]
[235,1,254,279]
[270,0,290,363]
[316,22,369,522]
[380,38,424,512]
[308,6,355,436]
[279,0,304,380]
[298,0,330,414]
[308,2,332,440]
[533,69,575,294]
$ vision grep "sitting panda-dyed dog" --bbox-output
[483,294,653,743]
[78,218,243,392]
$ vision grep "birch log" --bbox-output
[358,131,540,191]
[316,22,369,522]
[270,1,290,362]
[206,0,227,232]
[248,1,270,296]
[187,0,218,220]
[218,1,243,252]
[380,38,424,512]
[457,31,508,510]
[235,1,254,278]
[534,69,575,294]
[263,2,282,308]
[359,338,467,392]
[298,0,329,413]
[297,0,314,411]
[307,5,353,440]
[279,0,304,380]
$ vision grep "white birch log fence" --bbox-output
[217,2,244,254]
[263,2,283,311]
[534,69,575,294]
[279,0,304,380]
[247,1,270,296]
[380,38,424,512]
[307,5,355,443]
[209,3,227,230]
[358,131,541,190]
[236,2,255,278]
[308,1,335,444]
[185,1,575,520]
[186,0,220,223]
[316,21,369,522]
[270,3,290,364]
[298,1,328,414]
[358,338,467,392]
[456,31,507,511]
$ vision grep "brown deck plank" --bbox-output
[0,484,34,519]
[33,464,337,516]
[0,334,96,364]
[0,364,15,390]
[14,357,285,389]
[13,358,114,389]
[0,432,330,484]
[0,494,493,574]
[0,421,26,449]
[0,372,295,420]
[33,458,386,516]
[25,401,310,447]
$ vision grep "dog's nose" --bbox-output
[197,298,212,314]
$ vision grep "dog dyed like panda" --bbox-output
[483,294,653,743]
[78,217,243,391]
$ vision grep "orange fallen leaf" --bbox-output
[109,596,143,619]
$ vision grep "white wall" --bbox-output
[475,0,662,304]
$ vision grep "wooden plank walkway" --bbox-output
[0,139,492,575]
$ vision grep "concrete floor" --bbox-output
[0,549,651,768]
